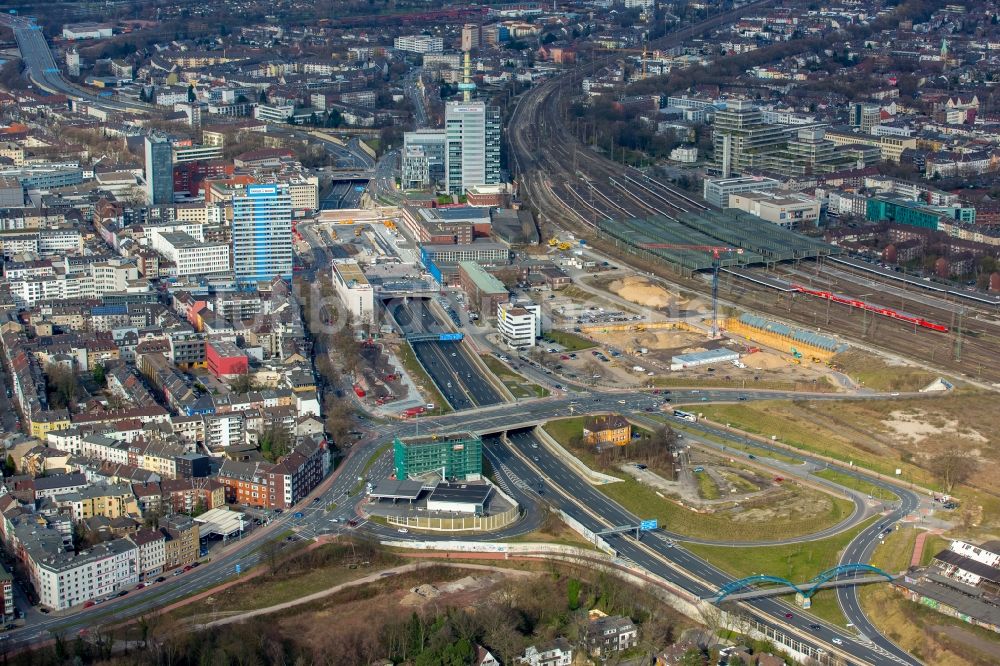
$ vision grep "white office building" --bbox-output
[445,101,501,194]
[149,230,231,277]
[497,301,541,348]
[702,175,781,208]
[394,35,444,54]
[331,259,374,326]
[231,183,293,284]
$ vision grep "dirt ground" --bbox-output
[607,276,686,309]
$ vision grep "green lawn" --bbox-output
[397,342,451,414]
[688,516,880,582]
[697,402,934,486]
[919,534,951,566]
[695,471,721,500]
[544,417,854,542]
[813,468,899,502]
[600,476,855,542]
[868,526,922,574]
[832,350,937,393]
[481,355,550,399]
[690,515,881,627]
[543,417,603,469]
[545,330,595,352]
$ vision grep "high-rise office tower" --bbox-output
[444,101,501,194]
[402,129,447,189]
[850,103,882,134]
[461,24,481,52]
[712,100,788,178]
[144,136,174,205]
[231,183,293,285]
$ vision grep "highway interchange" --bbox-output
[0,10,929,664]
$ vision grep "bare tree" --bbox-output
[930,451,976,493]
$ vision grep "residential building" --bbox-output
[231,183,293,284]
[161,515,200,570]
[394,35,444,54]
[393,433,483,480]
[144,136,174,205]
[583,415,631,447]
[585,614,638,656]
[129,529,166,580]
[444,101,501,194]
[30,538,138,610]
[0,567,12,623]
[517,638,573,666]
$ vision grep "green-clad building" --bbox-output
[393,432,483,480]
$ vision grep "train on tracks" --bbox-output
[790,285,949,333]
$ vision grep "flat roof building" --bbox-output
[703,175,781,208]
[458,261,508,318]
[727,191,820,230]
[331,259,374,325]
[393,432,483,481]
[426,482,492,514]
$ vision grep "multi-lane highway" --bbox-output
[0,383,924,664]
[0,14,154,113]
[388,297,505,408]
[495,428,919,666]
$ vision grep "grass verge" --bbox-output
[832,350,938,393]
[813,468,899,502]
[481,355,550,399]
[544,329,595,352]
[688,516,880,627]
[544,417,855,542]
[164,542,400,622]
[695,471,721,500]
[397,342,451,414]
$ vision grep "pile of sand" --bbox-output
[882,410,988,444]
[636,331,701,350]
[744,352,789,371]
[608,276,676,309]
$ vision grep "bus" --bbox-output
[672,409,697,423]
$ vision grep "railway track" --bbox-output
[505,1,1000,386]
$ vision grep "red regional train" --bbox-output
[790,285,949,333]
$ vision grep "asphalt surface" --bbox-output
[498,430,915,666]
[0,388,922,665]
[388,298,505,409]
[0,15,153,113]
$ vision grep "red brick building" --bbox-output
[216,436,330,509]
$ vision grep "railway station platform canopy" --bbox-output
[599,209,839,271]
[738,313,849,353]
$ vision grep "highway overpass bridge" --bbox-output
[706,565,897,603]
